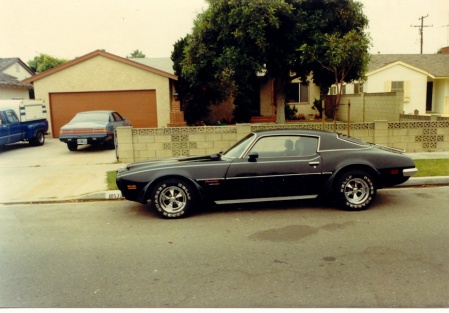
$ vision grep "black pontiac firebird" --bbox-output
[116,129,417,219]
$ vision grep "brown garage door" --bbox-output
[50,90,157,137]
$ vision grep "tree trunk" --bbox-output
[273,77,288,124]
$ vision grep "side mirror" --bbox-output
[248,152,259,162]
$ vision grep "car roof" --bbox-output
[76,110,115,114]
[252,129,336,137]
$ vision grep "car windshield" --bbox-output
[70,113,109,123]
[222,133,255,158]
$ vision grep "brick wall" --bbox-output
[116,120,449,163]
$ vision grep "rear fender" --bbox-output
[320,164,381,198]
[26,120,49,138]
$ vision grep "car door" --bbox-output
[219,135,324,203]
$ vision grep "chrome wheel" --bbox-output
[151,179,196,218]
[343,177,370,205]
[335,170,376,211]
[158,185,187,213]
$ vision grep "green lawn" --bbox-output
[106,158,449,190]
[107,171,118,190]
[413,159,449,177]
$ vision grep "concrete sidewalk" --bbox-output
[0,138,448,205]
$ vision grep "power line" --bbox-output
[410,15,433,54]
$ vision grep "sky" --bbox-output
[1,0,449,64]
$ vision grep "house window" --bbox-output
[341,85,346,95]
[354,83,363,94]
[330,86,337,95]
[391,81,404,91]
[286,82,309,103]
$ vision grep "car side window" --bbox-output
[248,135,318,158]
[295,136,318,156]
[248,136,300,158]
[112,112,123,121]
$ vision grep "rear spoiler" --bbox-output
[369,143,405,154]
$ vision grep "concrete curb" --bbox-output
[398,176,449,187]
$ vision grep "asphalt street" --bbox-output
[1,187,448,308]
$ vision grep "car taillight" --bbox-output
[93,128,107,133]
[390,169,400,175]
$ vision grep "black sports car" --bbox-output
[116,129,417,219]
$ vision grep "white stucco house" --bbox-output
[0,58,34,99]
[344,54,449,115]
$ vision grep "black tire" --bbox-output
[150,179,196,219]
[107,136,116,150]
[30,131,45,146]
[335,170,376,211]
[67,142,78,151]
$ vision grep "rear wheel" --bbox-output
[150,179,196,219]
[30,131,45,146]
[67,142,78,151]
[335,170,376,211]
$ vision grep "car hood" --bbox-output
[120,154,224,174]
[61,121,108,129]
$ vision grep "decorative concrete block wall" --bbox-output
[116,120,449,163]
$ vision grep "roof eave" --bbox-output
[22,50,178,84]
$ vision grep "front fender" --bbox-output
[137,174,206,204]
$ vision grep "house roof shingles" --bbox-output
[0,58,33,88]
[368,54,449,77]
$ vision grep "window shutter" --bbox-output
[384,81,392,92]
[404,81,410,102]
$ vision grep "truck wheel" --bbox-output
[67,142,78,151]
[30,131,45,146]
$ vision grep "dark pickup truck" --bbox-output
[0,100,49,148]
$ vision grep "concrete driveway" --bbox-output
[0,138,123,203]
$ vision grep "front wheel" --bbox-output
[335,170,376,211]
[150,179,196,219]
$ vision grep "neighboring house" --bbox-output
[258,54,449,122]
[258,76,321,121]
[343,54,449,116]
[0,58,34,99]
[23,50,181,137]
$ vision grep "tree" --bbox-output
[174,0,370,124]
[127,49,146,58]
[28,53,69,73]
[299,0,371,121]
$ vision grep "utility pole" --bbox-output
[410,15,433,54]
